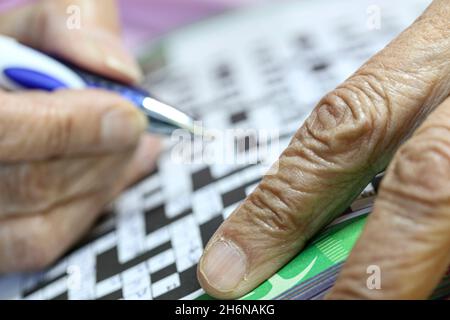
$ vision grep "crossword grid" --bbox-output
[15,0,426,300]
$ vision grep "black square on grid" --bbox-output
[221,185,247,208]
[200,215,224,247]
[230,111,248,124]
[191,167,214,191]
[145,204,168,235]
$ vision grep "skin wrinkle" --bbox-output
[376,189,437,226]
[396,131,450,178]
[239,224,299,257]
[303,116,375,171]
[302,177,369,239]
[302,113,333,148]
[0,153,130,217]
[48,103,74,156]
[416,122,450,138]
[247,189,299,235]
[385,153,450,205]
[280,158,360,197]
[420,13,450,42]
[277,158,325,192]
[344,80,386,120]
[222,214,301,260]
[258,177,304,216]
[239,208,283,239]
[336,82,388,158]
[266,161,305,188]
[327,89,364,124]
[0,189,108,272]
[379,184,437,217]
[284,135,338,169]
[427,74,450,104]
[225,214,285,246]
[308,91,379,160]
[228,213,303,259]
[264,170,343,220]
[296,128,332,161]
[360,64,448,159]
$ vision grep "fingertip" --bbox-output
[104,50,143,84]
[100,106,147,150]
[27,1,141,84]
[45,27,143,84]
[50,89,148,154]
[197,237,251,300]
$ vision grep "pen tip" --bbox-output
[189,124,215,140]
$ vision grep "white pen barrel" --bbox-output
[0,35,85,90]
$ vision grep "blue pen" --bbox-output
[0,35,201,136]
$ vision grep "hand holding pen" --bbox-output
[0,0,161,272]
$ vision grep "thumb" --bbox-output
[0,89,147,161]
[0,0,142,83]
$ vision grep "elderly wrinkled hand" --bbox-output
[198,0,450,300]
[0,0,159,272]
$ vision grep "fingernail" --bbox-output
[201,240,246,292]
[80,30,143,82]
[101,109,147,148]
[105,54,143,82]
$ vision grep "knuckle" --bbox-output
[294,73,390,173]
[383,130,450,207]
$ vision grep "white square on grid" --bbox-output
[192,186,223,224]
[145,227,171,251]
[92,232,117,254]
[122,276,151,299]
[121,262,148,284]
[165,192,191,219]
[123,286,152,300]
[95,275,121,299]
[42,276,68,300]
[152,273,181,298]
[148,249,176,274]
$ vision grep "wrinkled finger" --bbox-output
[327,97,450,300]
[0,90,146,162]
[0,135,161,271]
[0,189,113,273]
[0,150,133,217]
[198,0,450,299]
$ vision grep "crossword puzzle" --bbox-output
[8,0,429,300]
